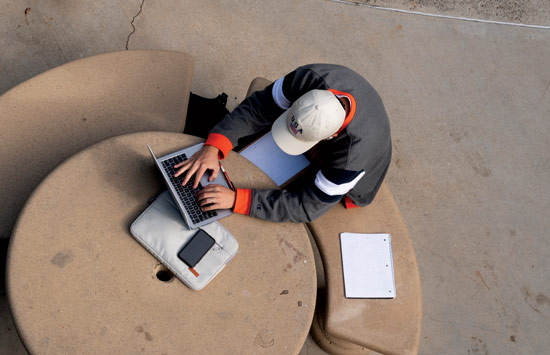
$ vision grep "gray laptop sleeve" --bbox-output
[130,191,238,290]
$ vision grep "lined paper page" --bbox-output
[340,233,396,299]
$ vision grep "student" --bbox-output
[174,64,391,223]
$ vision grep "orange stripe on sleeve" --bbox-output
[205,133,233,159]
[233,188,252,215]
[344,196,360,209]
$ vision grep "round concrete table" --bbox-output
[7,132,316,355]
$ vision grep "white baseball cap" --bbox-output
[271,90,346,155]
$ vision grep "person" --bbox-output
[174,64,391,223]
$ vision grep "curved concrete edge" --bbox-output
[2,50,194,105]
[7,131,316,354]
[308,183,423,355]
[5,130,194,351]
[246,77,272,97]
[311,315,376,355]
[0,50,194,241]
[311,292,377,355]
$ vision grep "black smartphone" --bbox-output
[177,229,215,268]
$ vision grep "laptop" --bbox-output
[147,143,233,229]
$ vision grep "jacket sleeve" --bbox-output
[208,83,283,154]
[234,167,364,223]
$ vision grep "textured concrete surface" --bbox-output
[309,183,422,354]
[0,50,194,243]
[1,1,550,354]
[7,132,316,354]
[352,0,550,26]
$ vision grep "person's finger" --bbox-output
[196,192,215,205]
[173,159,190,170]
[208,167,220,182]
[201,202,216,211]
[197,187,218,199]
[197,187,213,197]
[181,163,199,186]
[198,196,216,209]
[195,188,207,200]
[173,161,191,178]
[174,166,189,178]
[193,166,209,188]
[203,184,221,191]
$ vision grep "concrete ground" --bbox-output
[353,0,550,26]
[1,1,549,354]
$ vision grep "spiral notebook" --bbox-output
[340,233,396,299]
[239,132,310,187]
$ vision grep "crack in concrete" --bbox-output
[539,80,550,104]
[125,0,145,50]
[328,0,550,29]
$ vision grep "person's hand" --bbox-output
[174,145,220,188]
[196,184,236,211]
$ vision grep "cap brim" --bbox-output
[271,110,318,156]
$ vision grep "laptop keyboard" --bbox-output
[161,153,218,225]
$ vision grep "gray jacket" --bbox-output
[208,64,391,222]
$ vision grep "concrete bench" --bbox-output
[0,50,194,242]
[307,183,422,355]
[246,78,422,354]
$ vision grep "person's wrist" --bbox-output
[230,190,236,209]
[203,144,220,157]
[205,133,232,159]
